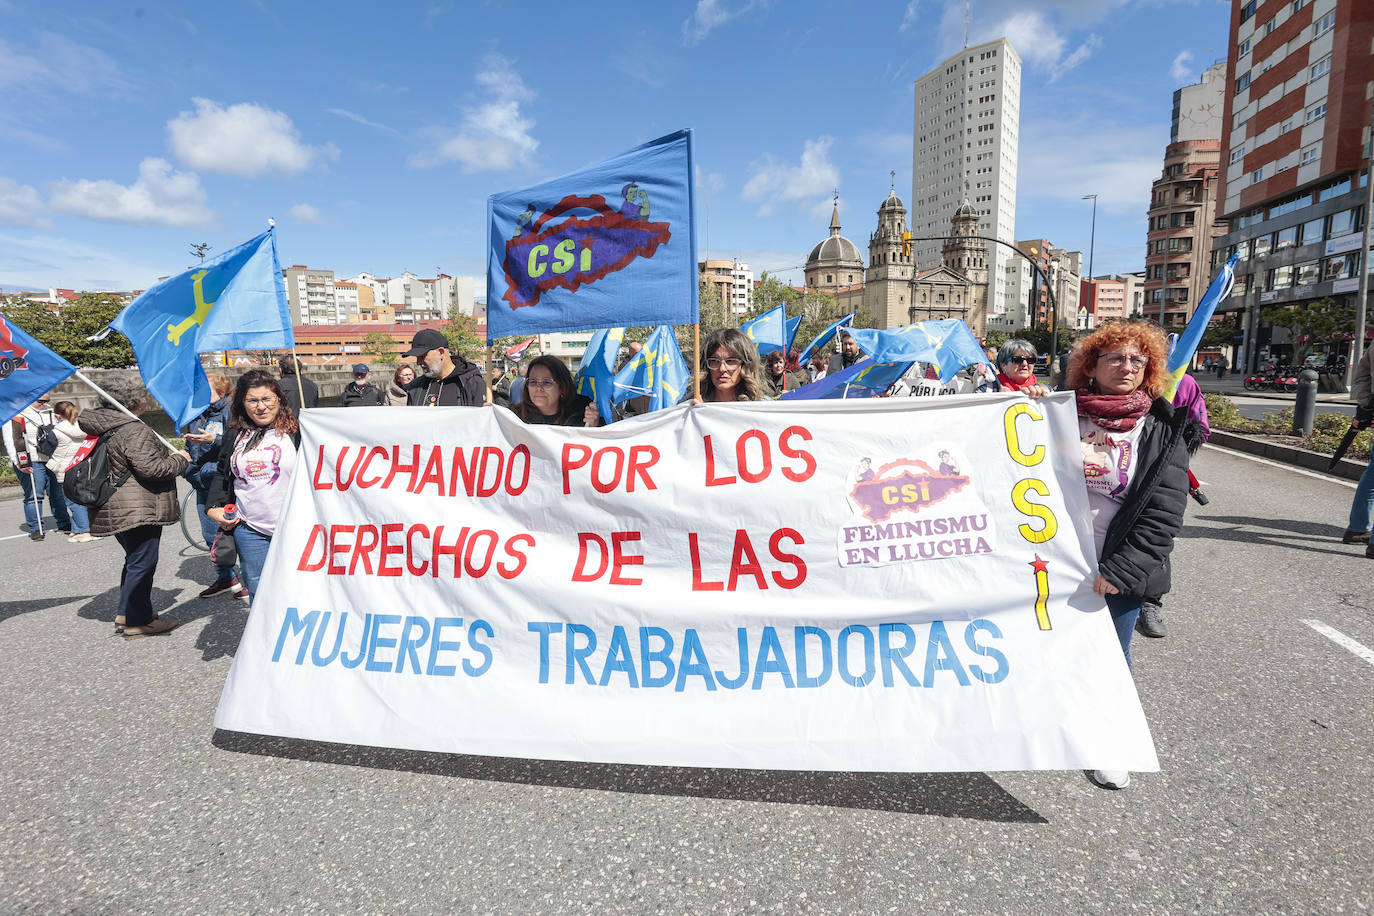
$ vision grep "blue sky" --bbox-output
[0,0,1231,299]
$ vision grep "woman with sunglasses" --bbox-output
[206,370,302,603]
[697,327,764,403]
[993,339,1042,392]
[515,355,600,426]
[1044,320,1197,791]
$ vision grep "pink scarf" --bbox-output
[1076,387,1153,431]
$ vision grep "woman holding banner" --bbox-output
[515,355,600,426]
[697,328,764,403]
[206,370,301,603]
[993,339,1041,392]
[1052,320,1195,791]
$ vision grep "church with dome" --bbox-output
[803,190,988,339]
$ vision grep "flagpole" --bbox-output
[693,324,701,402]
[289,349,307,409]
[484,344,494,406]
[73,371,178,452]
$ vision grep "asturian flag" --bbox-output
[1161,253,1239,400]
[486,130,697,337]
[796,312,855,365]
[107,227,293,428]
[610,325,690,412]
[0,314,76,426]
[575,326,625,420]
[846,319,989,383]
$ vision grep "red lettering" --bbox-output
[334,447,364,491]
[505,444,531,495]
[450,447,479,496]
[703,435,736,487]
[497,533,534,579]
[727,529,767,590]
[383,445,421,491]
[572,532,610,581]
[297,525,327,571]
[406,524,430,576]
[626,445,659,492]
[562,443,592,495]
[311,445,333,490]
[769,528,807,589]
[432,525,468,578]
[688,532,724,591]
[464,529,498,576]
[778,426,817,482]
[591,447,625,494]
[476,448,504,497]
[356,446,387,489]
[348,524,379,575]
[377,523,404,577]
[327,525,355,575]
[737,429,772,483]
[413,447,447,495]
[609,531,644,585]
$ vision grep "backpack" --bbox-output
[62,430,131,509]
[26,408,58,461]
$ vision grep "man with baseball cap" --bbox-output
[338,363,383,407]
[402,328,484,407]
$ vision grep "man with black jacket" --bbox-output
[402,328,485,407]
[278,355,319,414]
[338,364,384,407]
[827,331,864,375]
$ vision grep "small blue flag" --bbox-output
[1162,253,1239,400]
[610,325,690,411]
[740,304,801,354]
[796,312,855,365]
[0,314,77,426]
[779,358,915,400]
[486,130,698,337]
[109,227,293,429]
[576,326,626,420]
[845,319,989,383]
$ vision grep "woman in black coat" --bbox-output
[515,355,601,427]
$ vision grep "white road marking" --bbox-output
[1302,619,1374,668]
[0,533,32,542]
[1201,443,1358,489]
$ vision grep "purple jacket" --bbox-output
[1172,373,1210,443]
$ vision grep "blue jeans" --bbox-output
[1105,593,1142,671]
[21,463,72,533]
[195,489,236,583]
[66,500,90,535]
[1347,451,1374,533]
[233,523,273,601]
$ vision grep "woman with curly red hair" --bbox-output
[1061,320,1197,790]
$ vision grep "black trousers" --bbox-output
[114,525,163,627]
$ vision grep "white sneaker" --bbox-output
[1089,769,1131,790]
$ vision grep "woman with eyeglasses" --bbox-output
[993,339,1043,392]
[206,370,302,603]
[1036,320,1196,791]
[515,355,600,426]
[697,327,764,403]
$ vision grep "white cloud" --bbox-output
[411,55,538,172]
[933,1,1119,79]
[0,34,129,96]
[167,98,337,178]
[1170,49,1195,83]
[1019,120,1165,211]
[695,166,726,196]
[1051,34,1102,81]
[286,203,322,224]
[49,158,212,228]
[900,1,919,32]
[327,107,398,133]
[0,179,51,228]
[742,137,840,218]
[682,0,762,45]
[0,231,167,291]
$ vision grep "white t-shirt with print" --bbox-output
[230,428,297,537]
[1079,417,1146,556]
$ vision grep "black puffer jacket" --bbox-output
[1097,397,1195,597]
[78,409,188,537]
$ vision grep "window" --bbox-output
[1251,168,1264,184]
[1231,146,1246,164]
[1305,102,1326,124]
[1318,177,1352,201]
[1269,265,1294,290]
[1297,261,1320,286]
[1280,117,1294,133]
[1309,56,1331,81]
[1301,146,1320,165]
[1276,226,1298,250]
[1329,207,1361,237]
[1325,254,1357,281]
[1239,0,1257,22]
[1263,19,1277,36]
[1292,0,1306,10]
[1301,216,1326,245]
[1235,71,1251,94]
[1314,11,1335,36]
[1254,235,1273,259]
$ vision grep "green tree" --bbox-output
[982,329,1009,351]
[0,294,135,368]
[362,331,398,364]
[1261,297,1353,366]
[442,309,485,361]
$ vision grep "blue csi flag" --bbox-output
[739,304,800,354]
[779,358,915,400]
[846,319,989,383]
[110,227,293,429]
[575,326,626,420]
[610,325,690,411]
[0,315,76,426]
[1162,253,1239,400]
[486,130,698,337]
[796,312,855,365]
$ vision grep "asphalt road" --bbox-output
[1,448,1371,914]
[1227,394,1357,421]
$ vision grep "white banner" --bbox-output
[215,394,1158,773]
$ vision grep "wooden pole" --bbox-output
[484,344,494,406]
[290,348,307,410]
[693,323,701,402]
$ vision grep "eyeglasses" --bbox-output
[245,397,279,407]
[1099,354,1149,370]
[526,378,558,389]
[706,357,743,370]
[1004,356,1035,365]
